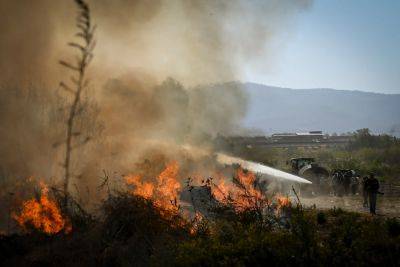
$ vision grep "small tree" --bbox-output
[58,0,96,206]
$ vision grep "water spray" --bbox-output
[216,153,312,184]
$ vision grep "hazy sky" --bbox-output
[246,0,400,94]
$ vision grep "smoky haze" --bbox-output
[0,0,312,85]
[0,0,313,200]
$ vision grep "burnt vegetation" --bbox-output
[1,190,400,266]
[2,156,400,266]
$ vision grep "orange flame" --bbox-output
[189,211,204,235]
[13,183,71,235]
[275,194,291,209]
[125,161,181,212]
[211,168,265,211]
[124,175,154,199]
[212,178,230,203]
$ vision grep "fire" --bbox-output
[125,162,290,216]
[13,182,70,235]
[125,161,181,212]
[211,168,265,211]
[189,211,204,235]
[212,178,230,203]
[275,194,291,209]
[233,167,264,211]
[124,175,154,199]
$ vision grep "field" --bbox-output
[301,196,400,218]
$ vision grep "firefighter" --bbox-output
[365,174,380,215]
[361,176,369,207]
[331,171,341,196]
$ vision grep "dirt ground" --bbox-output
[300,195,400,218]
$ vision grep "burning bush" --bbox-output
[124,161,181,213]
[208,167,272,216]
[12,182,71,235]
[275,194,291,211]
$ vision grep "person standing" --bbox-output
[366,174,380,215]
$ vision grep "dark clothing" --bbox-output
[343,174,351,195]
[365,177,380,214]
[369,193,377,214]
[366,178,380,193]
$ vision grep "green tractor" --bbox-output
[289,157,330,195]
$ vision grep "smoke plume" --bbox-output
[0,0,312,85]
[0,0,313,200]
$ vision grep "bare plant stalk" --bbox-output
[292,185,302,210]
[59,0,96,206]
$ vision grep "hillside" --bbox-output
[241,82,400,135]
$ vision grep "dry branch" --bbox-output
[59,0,96,207]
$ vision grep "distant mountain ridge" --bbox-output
[240,82,400,136]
